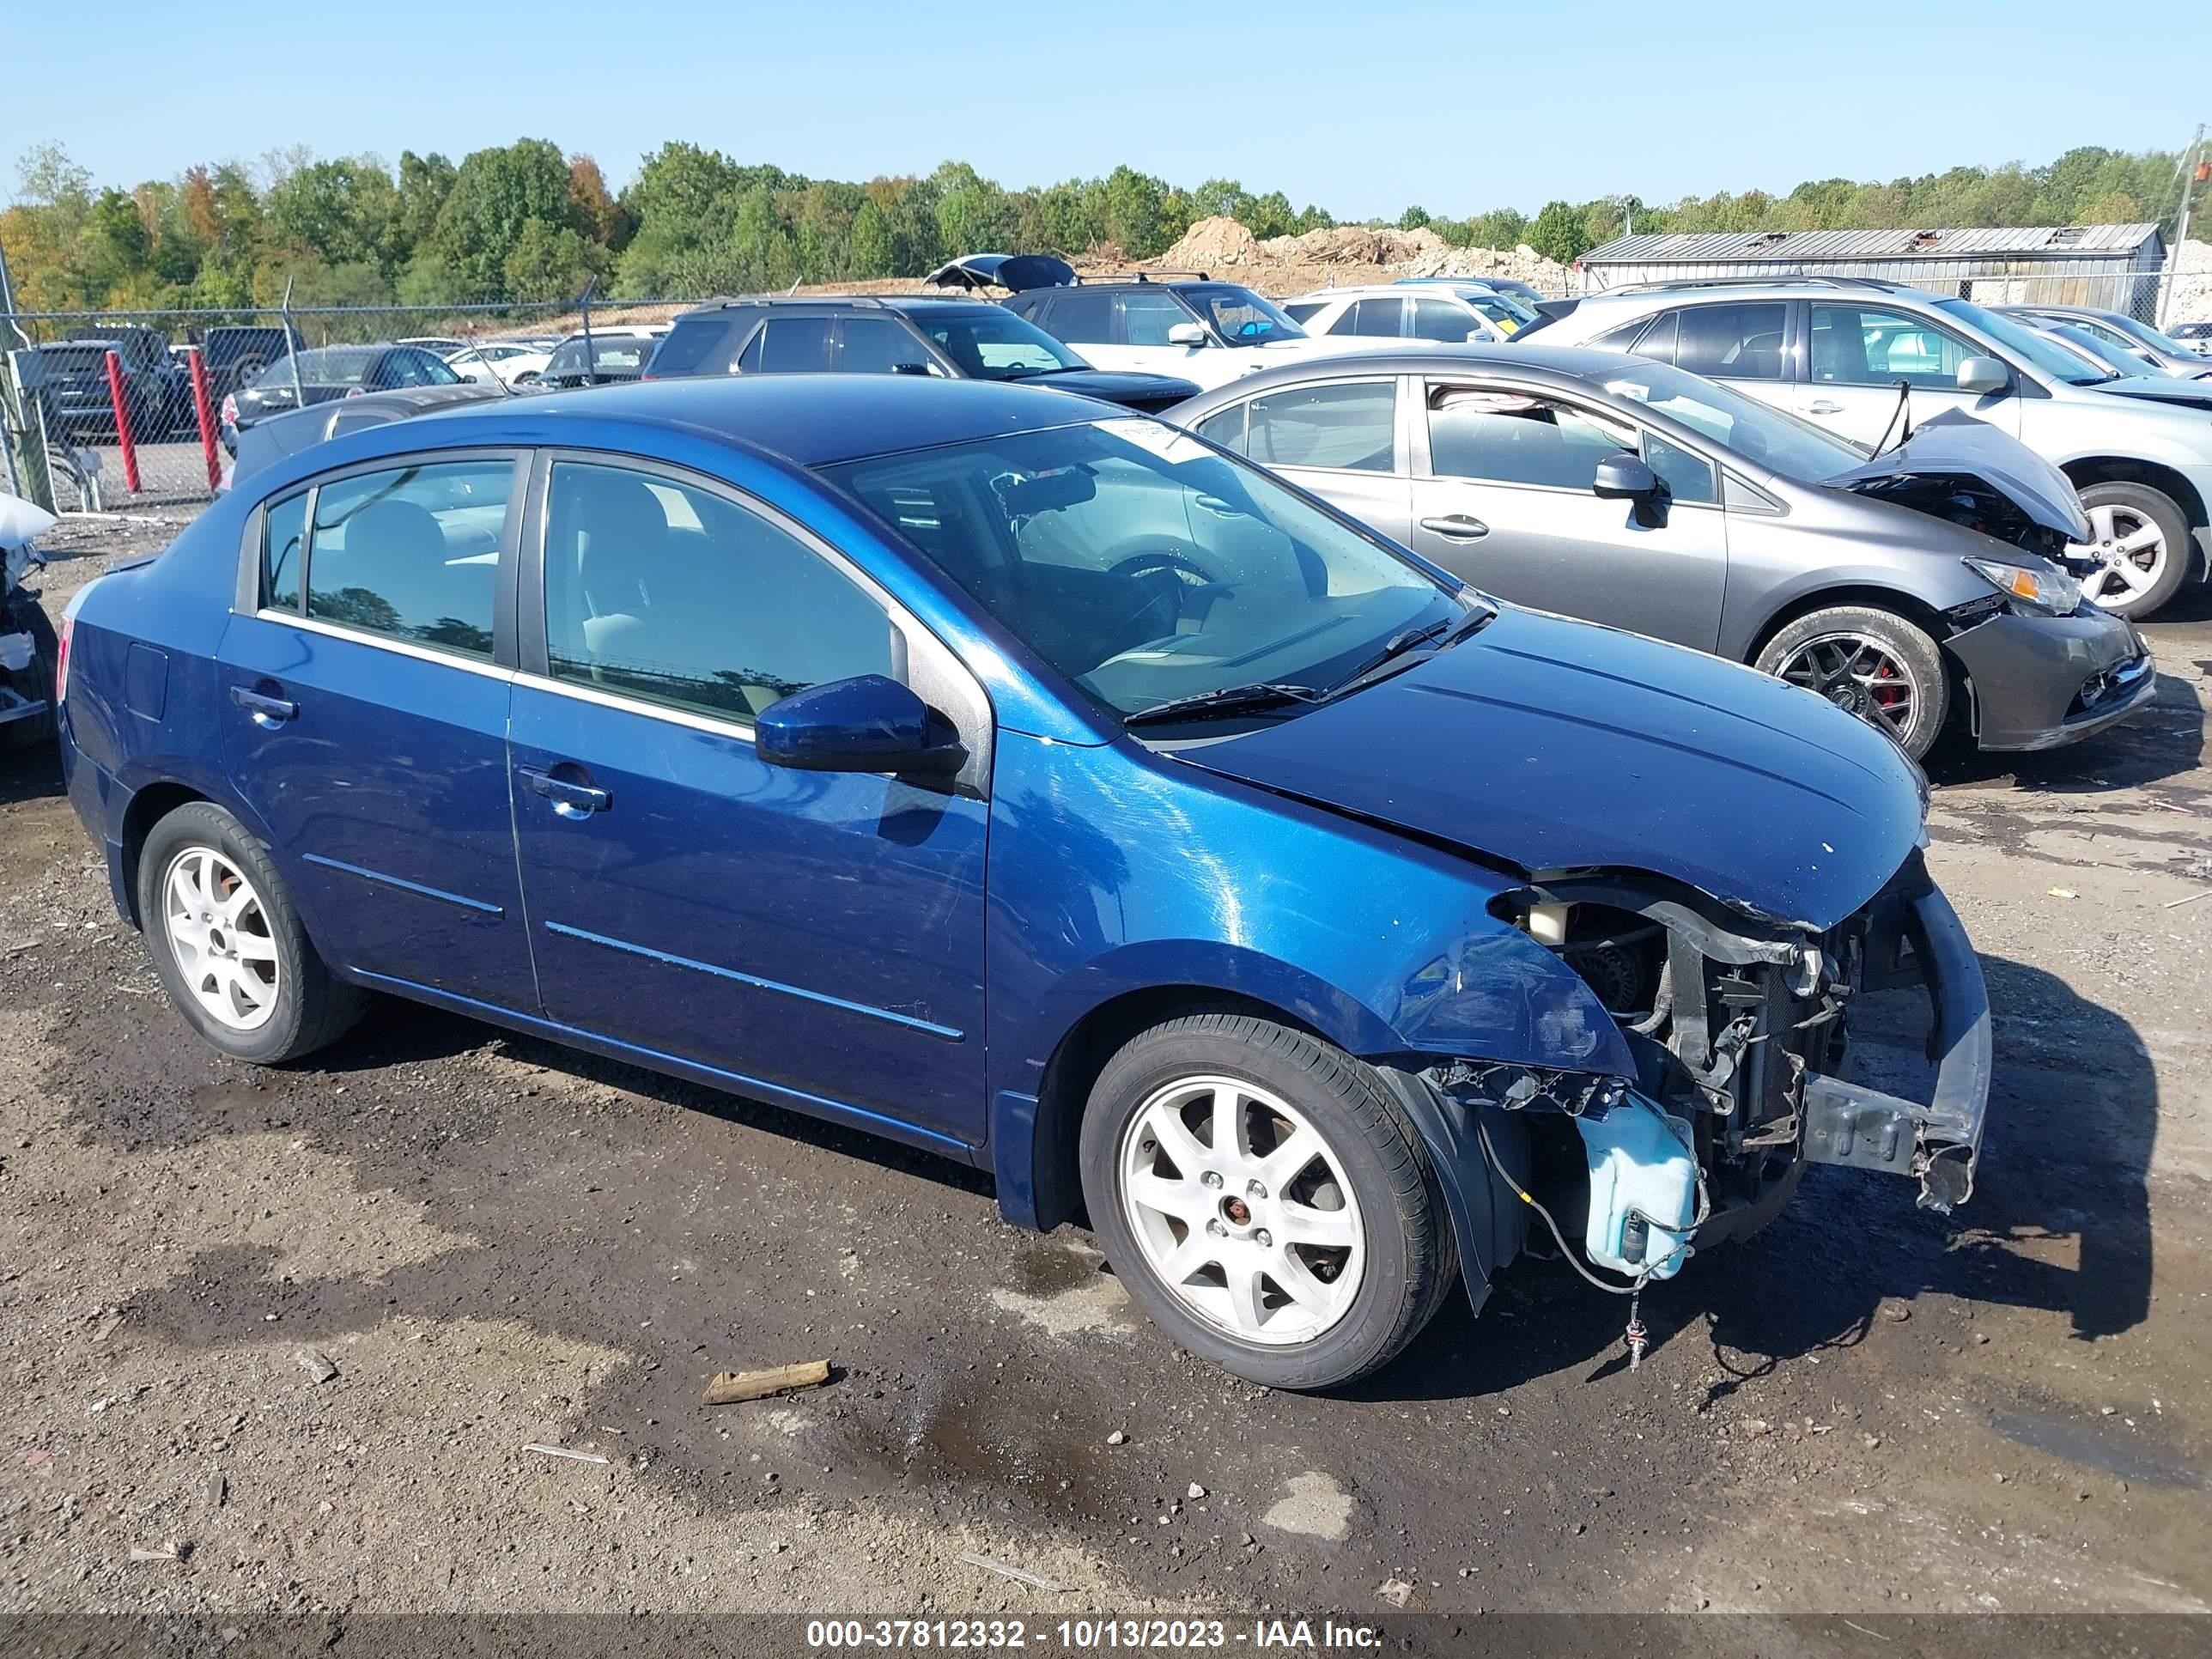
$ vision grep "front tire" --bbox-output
[2070,482,2190,620]
[1079,1013,1453,1389]
[135,801,367,1064]
[0,593,58,751]
[1755,605,1950,761]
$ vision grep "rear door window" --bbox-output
[303,459,514,659]
[1671,304,1786,380]
[1335,297,1405,337]
[1245,380,1397,472]
[1042,290,1114,343]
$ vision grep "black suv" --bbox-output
[644,295,1199,412]
[36,328,191,441]
[194,325,307,404]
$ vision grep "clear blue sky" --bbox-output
[7,0,2207,218]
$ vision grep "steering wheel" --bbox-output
[1108,550,1223,589]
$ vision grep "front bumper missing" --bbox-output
[1945,607,2156,752]
[1801,885,1990,1212]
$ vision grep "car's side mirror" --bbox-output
[1165,322,1209,348]
[1955,356,2009,395]
[755,674,965,777]
[1592,453,1670,527]
[890,362,933,375]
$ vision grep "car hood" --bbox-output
[1035,369,1202,410]
[1176,606,1924,930]
[1825,407,2091,552]
[2087,373,2212,410]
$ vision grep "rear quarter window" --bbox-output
[651,317,745,377]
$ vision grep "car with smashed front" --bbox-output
[56,376,1988,1389]
[1168,346,2156,761]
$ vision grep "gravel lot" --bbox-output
[3,512,2209,1622]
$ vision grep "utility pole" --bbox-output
[2158,123,2205,330]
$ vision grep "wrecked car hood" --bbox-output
[2087,373,2212,411]
[1825,408,2091,546]
[1177,606,1926,931]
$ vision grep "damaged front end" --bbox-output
[1427,854,1990,1284]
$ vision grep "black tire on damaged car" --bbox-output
[0,592,58,751]
[134,800,368,1065]
[1754,604,1952,761]
[2074,480,2191,621]
[1078,1012,1456,1389]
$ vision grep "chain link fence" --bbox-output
[0,294,692,513]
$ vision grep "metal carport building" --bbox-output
[1577,224,2166,319]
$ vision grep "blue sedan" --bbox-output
[56,377,1988,1388]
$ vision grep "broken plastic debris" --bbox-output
[959,1552,1067,1592]
[2047,888,2077,899]
[523,1443,610,1465]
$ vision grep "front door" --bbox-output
[216,452,538,1008]
[1795,301,2021,447]
[507,457,990,1147]
[1406,380,1729,652]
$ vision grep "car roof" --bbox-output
[1166,343,1695,408]
[1291,284,1474,303]
[423,374,1103,469]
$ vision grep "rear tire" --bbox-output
[2070,482,2190,620]
[1079,1012,1454,1389]
[135,801,367,1064]
[1755,605,1950,761]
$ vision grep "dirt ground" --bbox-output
[2,512,2209,1627]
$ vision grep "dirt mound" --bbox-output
[1135,216,1572,300]
[1157,216,1261,271]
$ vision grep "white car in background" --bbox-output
[1283,283,1534,345]
[445,340,555,386]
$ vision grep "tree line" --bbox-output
[3,137,2204,314]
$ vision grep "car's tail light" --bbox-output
[53,614,73,705]
[345,385,364,398]
[220,392,238,427]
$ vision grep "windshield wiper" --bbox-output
[1325,605,1494,700]
[1122,681,1328,728]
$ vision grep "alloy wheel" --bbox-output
[1117,1073,1365,1346]
[2068,503,2167,608]
[161,846,281,1032]
[1775,632,1918,741]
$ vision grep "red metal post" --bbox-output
[103,349,142,494]
[186,347,220,491]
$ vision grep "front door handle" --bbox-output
[518,764,611,817]
[1419,514,1490,540]
[1807,399,1845,415]
[229,684,297,726]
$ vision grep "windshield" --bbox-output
[1595,357,1867,482]
[902,307,1088,380]
[825,418,1463,720]
[2048,325,2154,377]
[2103,312,2199,359]
[252,348,376,389]
[1182,284,1308,345]
[1935,297,2110,386]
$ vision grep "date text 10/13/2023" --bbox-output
[805,1619,1384,1650]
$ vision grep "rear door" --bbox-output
[1617,301,1797,419]
[216,451,538,1008]
[1188,376,1413,544]
[1406,378,1728,650]
[506,454,990,1146]
[1796,301,2021,447]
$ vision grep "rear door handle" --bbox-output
[1807,399,1845,415]
[517,764,611,817]
[1419,514,1490,540]
[228,685,297,725]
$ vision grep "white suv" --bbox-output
[1282,283,1534,345]
[1534,277,2212,617]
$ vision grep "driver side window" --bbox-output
[1426,386,1636,490]
[1810,304,1974,386]
[1119,291,1197,347]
